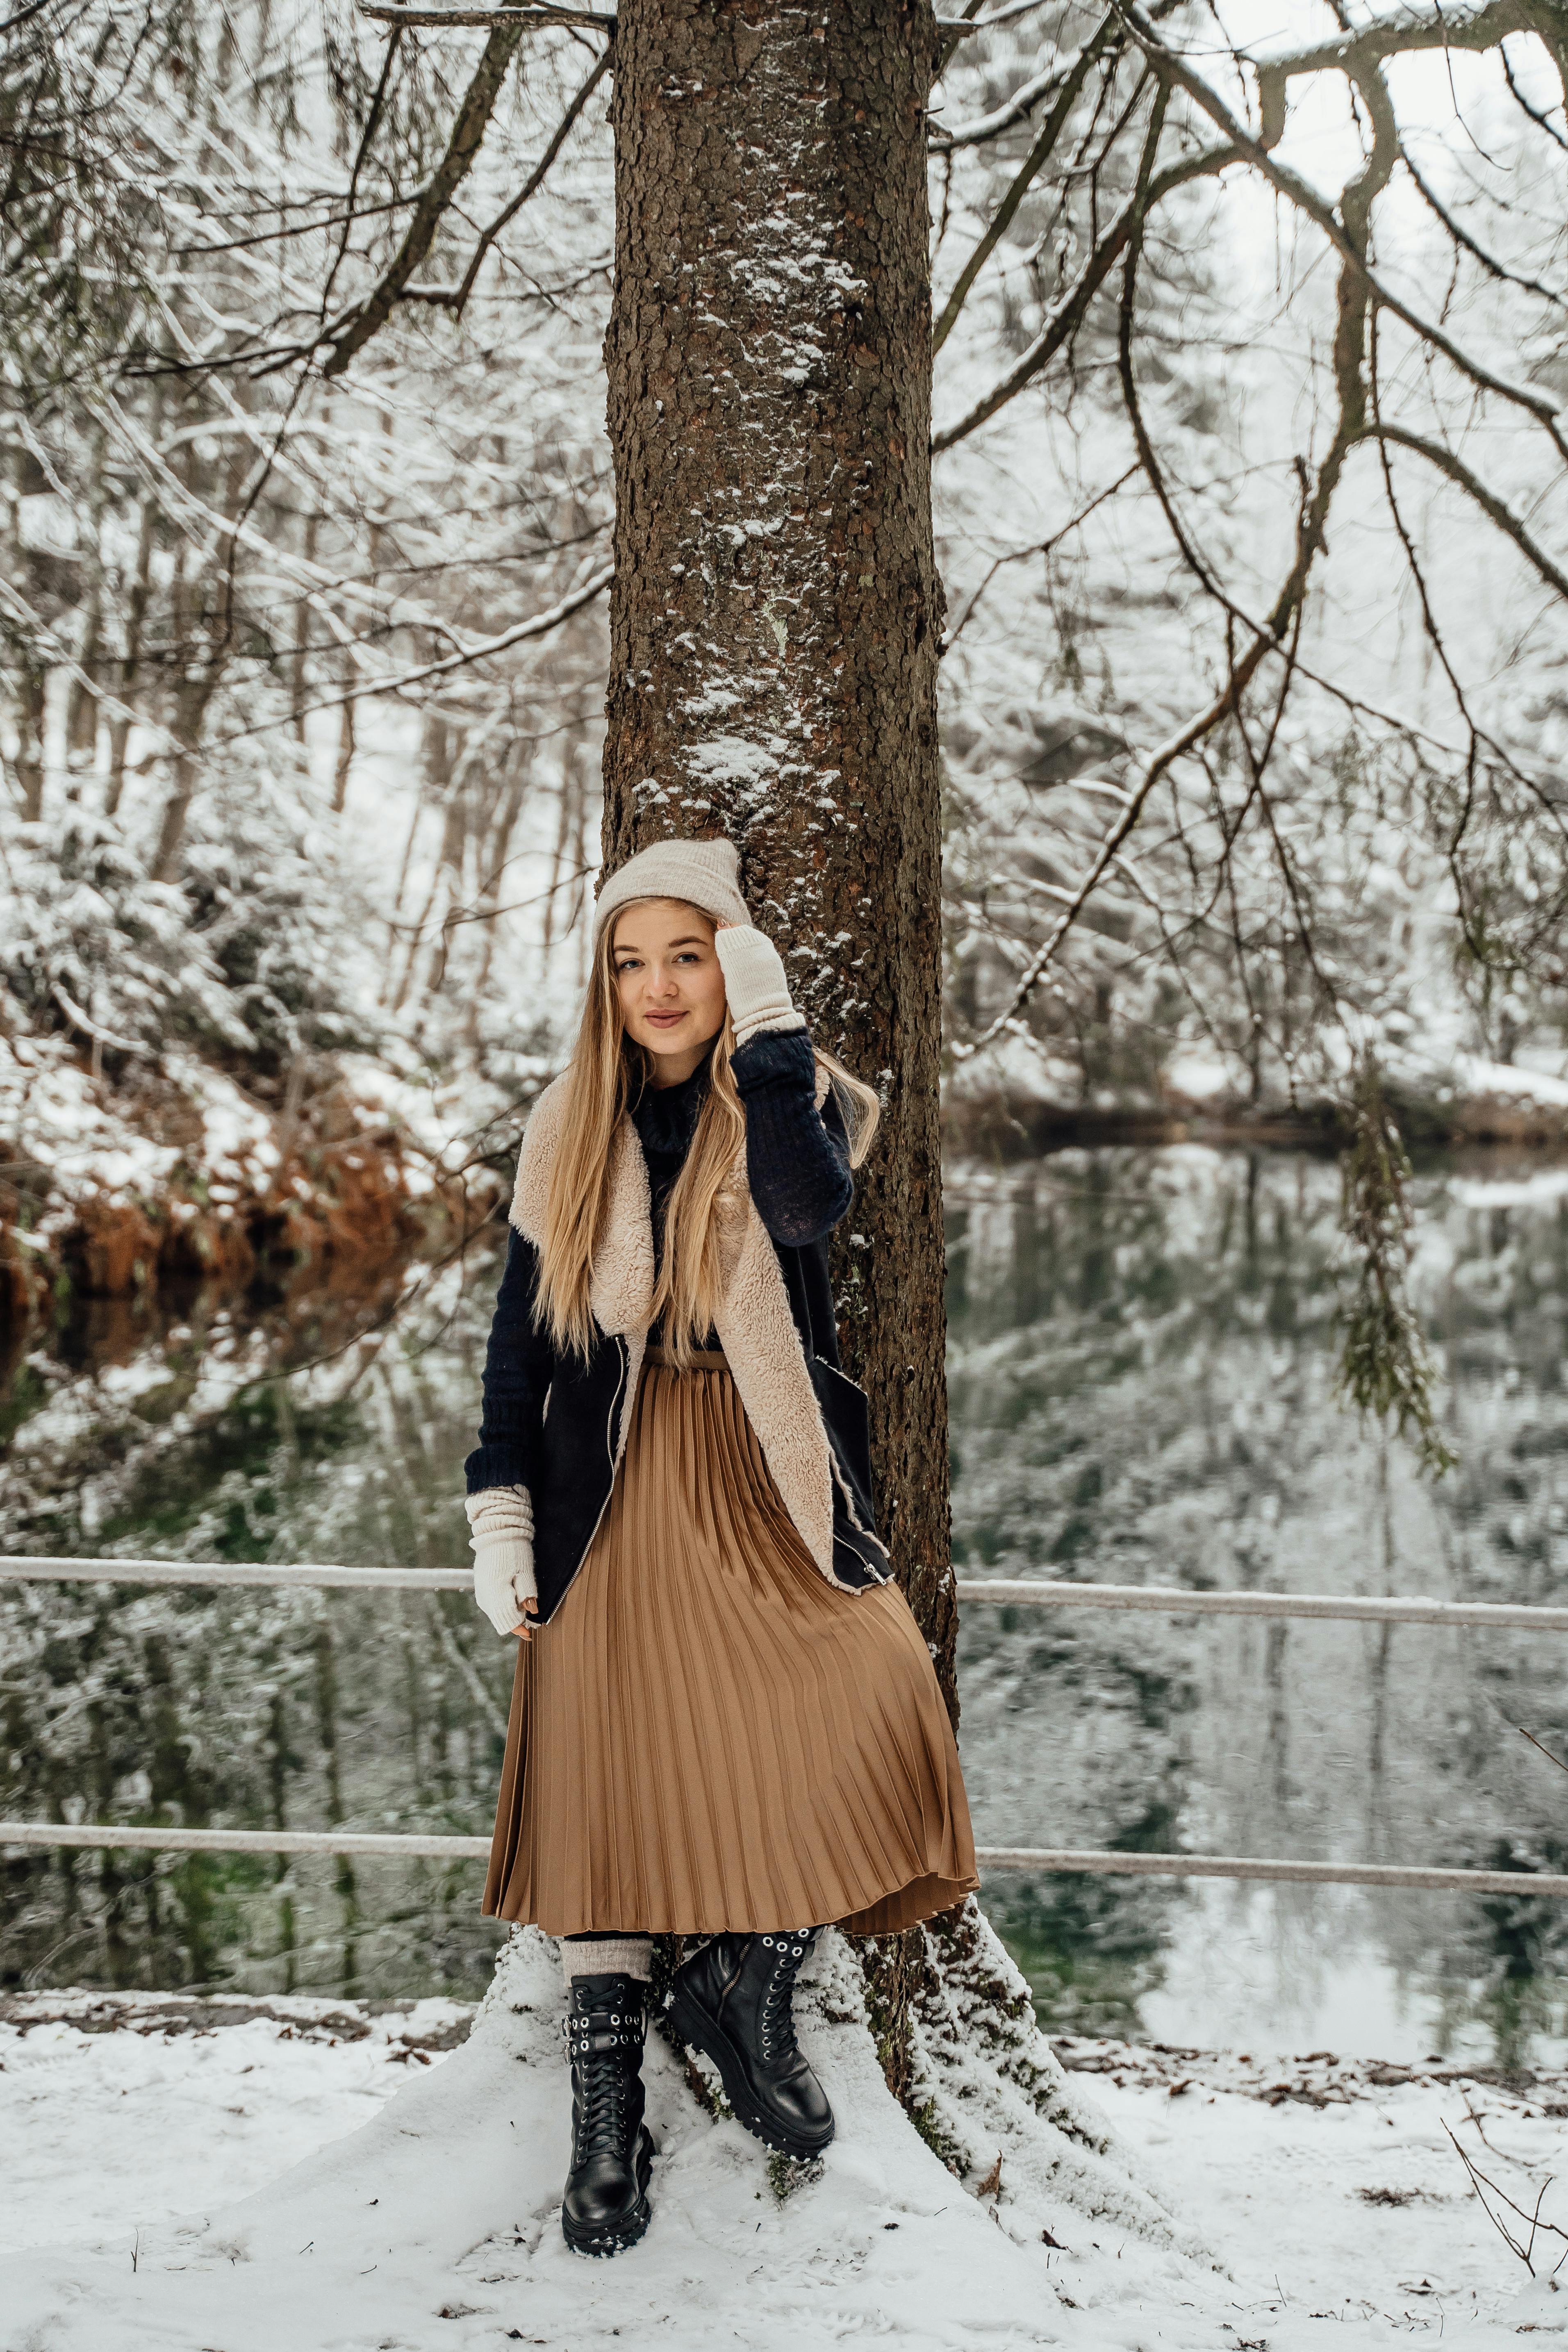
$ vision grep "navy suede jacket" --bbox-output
[464,1029,887,1618]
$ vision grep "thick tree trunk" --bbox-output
[105,469,159,820]
[601,0,953,2102]
[10,657,46,822]
[150,670,221,884]
[601,0,954,1723]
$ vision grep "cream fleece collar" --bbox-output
[509,1066,846,1583]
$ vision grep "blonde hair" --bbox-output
[533,902,881,1365]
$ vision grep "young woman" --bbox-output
[464,834,977,2257]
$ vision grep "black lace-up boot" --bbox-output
[561,1974,654,2256]
[667,1928,833,2159]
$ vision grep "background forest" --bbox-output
[5,0,1567,1286]
[3,0,1568,2055]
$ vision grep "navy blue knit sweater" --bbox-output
[632,1028,852,1262]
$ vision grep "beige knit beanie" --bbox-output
[592,835,752,945]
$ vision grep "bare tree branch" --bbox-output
[941,467,1137,651]
[212,560,614,743]
[933,37,1096,150]
[1353,421,1568,603]
[1106,0,1568,456]
[1399,141,1566,305]
[1519,1726,1568,1777]
[933,18,1115,353]
[422,43,610,318]
[320,20,527,378]
[932,138,1238,450]
[318,24,406,332]
[1247,0,1536,148]
[360,3,614,27]
[1500,30,1568,149]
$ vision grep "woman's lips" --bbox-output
[644,1011,687,1027]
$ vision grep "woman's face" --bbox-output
[611,899,728,1086]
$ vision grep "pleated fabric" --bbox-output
[484,1357,978,1936]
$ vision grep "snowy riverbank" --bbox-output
[2,1942,1564,2350]
[0,1021,520,1337]
[9,1014,1568,1341]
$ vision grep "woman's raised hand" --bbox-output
[711,924,804,1049]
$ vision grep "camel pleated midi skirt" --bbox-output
[484,1350,978,1936]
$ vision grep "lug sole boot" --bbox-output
[668,1928,833,2161]
[561,1973,655,2256]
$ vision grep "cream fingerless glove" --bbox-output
[714,924,807,1049]
[464,1486,537,1636]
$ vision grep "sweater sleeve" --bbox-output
[731,1027,854,1247]
[464,1226,557,1495]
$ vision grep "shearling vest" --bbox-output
[486,1065,891,1624]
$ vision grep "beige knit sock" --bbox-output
[561,1935,653,1988]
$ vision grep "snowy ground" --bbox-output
[1,1943,1565,2351]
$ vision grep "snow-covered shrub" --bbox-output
[0,786,377,1072]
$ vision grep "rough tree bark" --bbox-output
[599,0,953,2099]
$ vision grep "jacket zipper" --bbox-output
[607,1334,628,1465]
[545,1335,630,1620]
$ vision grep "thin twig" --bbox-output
[360,4,614,27]
[1518,1727,1568,1778]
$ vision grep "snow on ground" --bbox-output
[0,1942,1564,2350]
[1452,1057,1568,1112]
[0,1992,470,2261]
[1057,2039,1568,2345]
[0,1034,180,1211]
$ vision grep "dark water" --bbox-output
[4,1146,1567,2066]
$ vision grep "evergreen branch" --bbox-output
[1334,1061,1455,1477]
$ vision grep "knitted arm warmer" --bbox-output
[713,924,806,1048]
[465,1485,537,1635]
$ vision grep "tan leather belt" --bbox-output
[644,1342,728,1369]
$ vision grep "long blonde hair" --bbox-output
[534,903,881,1364]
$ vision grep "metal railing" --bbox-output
[7,1555,1565,1630]
[3,1819,1564,1897]
[4,1554,1565,1897]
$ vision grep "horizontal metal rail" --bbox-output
[957,1580,1568,1632]
[0,1822,488,1861]
[1,1557,472,1594]
[974,1849,1568,1897]
[5,1557,1566,1631]
[2,1821,1565,1897]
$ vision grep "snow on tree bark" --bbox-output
[600,0,956,1747]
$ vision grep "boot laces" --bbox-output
[756,1929,813,2065]
[566,2005,641,2161]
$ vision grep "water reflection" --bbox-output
[949,1146,1568,2066]
[2,1146,1566,2063]
[0,1264,513,2001]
